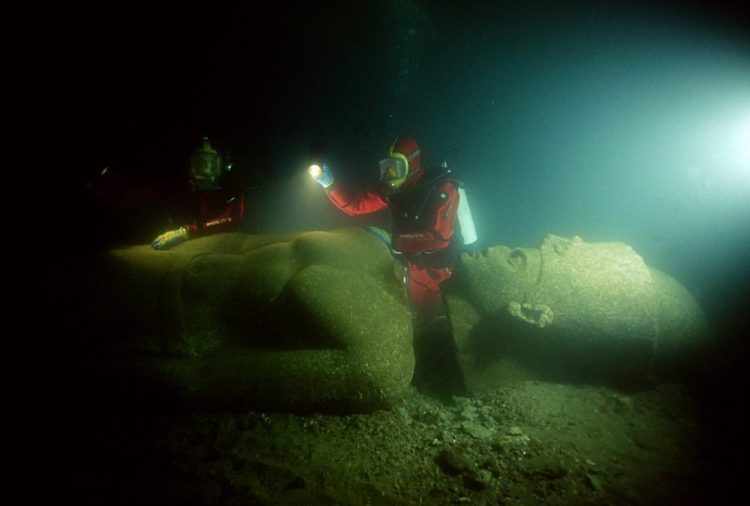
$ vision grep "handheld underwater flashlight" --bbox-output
[308,163,322,179]
[307,140,333,188]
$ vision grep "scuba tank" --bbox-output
[457,186,477,245]
[440,162,477,246]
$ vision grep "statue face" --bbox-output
[453,246,543,316]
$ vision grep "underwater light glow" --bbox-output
[699,107,750,185]
[308,164,322,179]
[733,113,750,167]
[717,109,750,183]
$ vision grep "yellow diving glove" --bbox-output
[150,226,190,250]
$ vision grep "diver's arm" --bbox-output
[327,185,388,216]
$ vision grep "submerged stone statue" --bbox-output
[84,229,710,411]
[85,227,414,412]
[444,234,711,394]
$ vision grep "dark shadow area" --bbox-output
[461,314,658,391]
[687,274,750,505]
[412,314,467,403]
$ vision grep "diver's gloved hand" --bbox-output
[151,226,190,250]
[309,161,334,189]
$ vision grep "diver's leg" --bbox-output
[406,261,466,400]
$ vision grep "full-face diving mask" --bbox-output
[190,137,222,187]
[379,153,410,192]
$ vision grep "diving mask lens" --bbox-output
[191,153,220,181]
[379,157,407,181]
